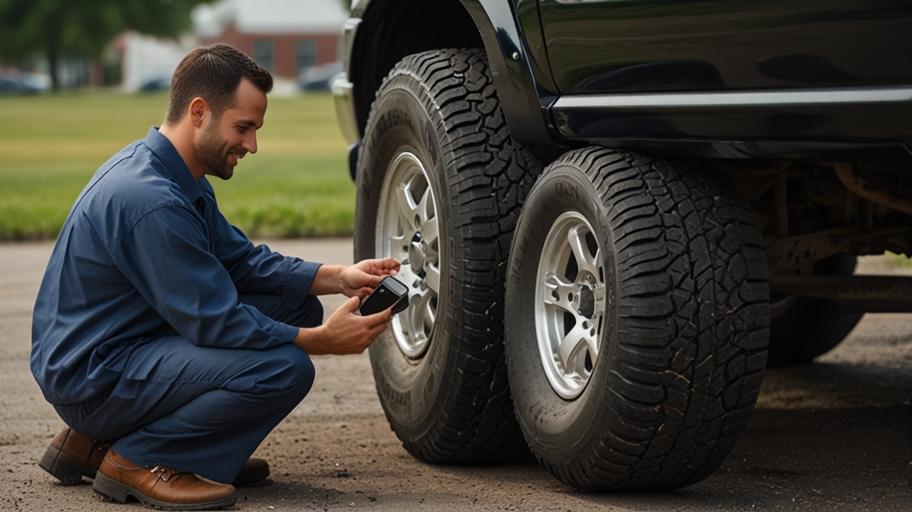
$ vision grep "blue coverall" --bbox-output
[31,127,322,483]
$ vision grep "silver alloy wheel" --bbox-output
[376,151,441,359]
[535,212,607,399]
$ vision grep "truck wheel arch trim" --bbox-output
[458,0,553,145]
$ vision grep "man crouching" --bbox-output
[31,44,398,510]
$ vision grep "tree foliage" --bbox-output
[0,0,216,89]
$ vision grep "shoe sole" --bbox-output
[93,473,237,511]
[232,465,270,487]
[39,444,95,485]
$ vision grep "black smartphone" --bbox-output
[359,276,409,316]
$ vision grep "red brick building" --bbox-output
[200,0,345,80]
[204,24,340,79]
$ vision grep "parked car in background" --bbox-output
[299,62,343,91]
[0,69,50,94]
[333,0,912,492]
[138,77,171,93]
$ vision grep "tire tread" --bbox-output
[362,49,542,463]
[510,147,769,490]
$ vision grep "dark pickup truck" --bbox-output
[332,0,912,491]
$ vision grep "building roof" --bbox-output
[194,0,348,37]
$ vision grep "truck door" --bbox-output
[538,0,912,95]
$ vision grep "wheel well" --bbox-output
[351,0,483,135]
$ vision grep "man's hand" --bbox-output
[340,258,400,298]
[310,258,400,298]
[293,296,391,355]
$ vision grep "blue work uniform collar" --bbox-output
[144,126,204,205]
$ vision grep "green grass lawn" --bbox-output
[0,91,354,240]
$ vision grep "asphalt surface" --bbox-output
[1,239,909,511]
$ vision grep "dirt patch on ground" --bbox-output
[2,243,909,511]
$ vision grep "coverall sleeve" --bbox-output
[211,207,322,310]
[114,204,300,349]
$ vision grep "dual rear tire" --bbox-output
[357,49,771,489]
[767,255,863,366]
[505,148,770,490]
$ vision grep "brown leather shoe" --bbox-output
[232,457,270,486]
[92,450,236,510]
[39,427,111,485]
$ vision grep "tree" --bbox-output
[0,0,216,90]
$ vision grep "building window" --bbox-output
[297,39,317,73]
[253,40,275,73]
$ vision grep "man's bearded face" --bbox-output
[196,114,243,181]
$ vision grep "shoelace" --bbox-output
[149,466,190,482]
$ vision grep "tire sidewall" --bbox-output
[506,164,620,463]
[356,82,455,439]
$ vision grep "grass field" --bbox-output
[0,91,353,240]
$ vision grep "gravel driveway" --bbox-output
[1,239,909,511]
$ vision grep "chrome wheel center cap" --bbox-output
[409,233,426,273]
[578,285,595,318]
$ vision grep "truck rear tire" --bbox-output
[767,255,864,366]
[355,49,540,463]
[505,147,769,490]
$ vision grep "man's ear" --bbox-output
[189,97,208,128]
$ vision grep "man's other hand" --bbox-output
[311,258,400,298]
[293,296,391,355]
[341,258,400,298]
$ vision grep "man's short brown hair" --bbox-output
[165,44,273,125]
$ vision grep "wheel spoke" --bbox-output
[557,321,589,369]
[396,182,417,230]
[583,328,599,361]
[389,233,409,260]
[416,289,436,331]
[568,226,600,279]
[404,294,421,334]
[403,287,434,340]
[543,273,580,315]
[402,299,427,350]
[425,264,440,293]
[416,186,432,222]
[421,215,439,245]
[415,186,439,245]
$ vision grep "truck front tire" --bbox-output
[355,49,540,463]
